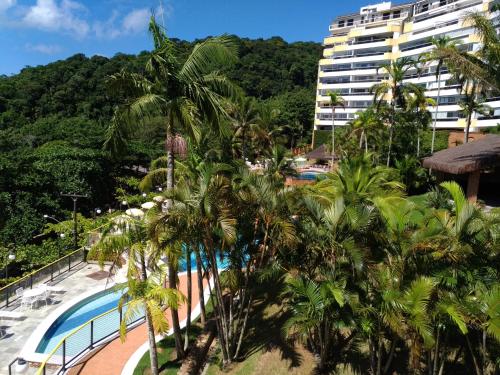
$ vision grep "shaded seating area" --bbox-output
[423,135,500,203]
[305,144,335,161]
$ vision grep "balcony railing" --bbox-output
[0,248,86,309]
[414,0,483,23]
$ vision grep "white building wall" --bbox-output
[314,0,500,132]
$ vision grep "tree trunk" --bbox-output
[184,246,192,351]
[331,107,336,166]
[139,252,160,375]
[376,336,383,375]
[417,128,421,157]
[386,125,393,167]
[242,128,247,161]
[383,338,397,374]
[465,334,481,375]
[464,112,473,144]
[431,70,441,154]
[145,308,160,375]
[165,132,185,358]
[195,250,206,327]
[168,261,185,358]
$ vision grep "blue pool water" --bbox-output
[296,171,324,181]
[36,287,128,355]
[36,251,230,356]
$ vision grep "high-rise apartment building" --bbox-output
[314,0,499,133]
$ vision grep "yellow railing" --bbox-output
[36,298,142,375]
[36,305,117,375]
[0,248,85,307]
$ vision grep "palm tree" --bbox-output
[105,16,237,356]
[327,91,346,163]
[460,81,491,143]
[433,11,500,91]
[92,214,183,375]
[312,153,403,207]
[424,36,458,154]
[228,96,259,161]
[405,86,435,156]
[348,106,384,154]
[371,57,422,166]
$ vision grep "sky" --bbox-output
[0,0,383,75]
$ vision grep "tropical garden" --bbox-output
[0,3,499,375]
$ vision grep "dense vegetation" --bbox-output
[85,13,500,375]
[0,36,321,280]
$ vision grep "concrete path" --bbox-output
[0,263,109,375]
[68,273,206,375]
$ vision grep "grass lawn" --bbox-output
[133,325,202,375]
[204,284,317,375]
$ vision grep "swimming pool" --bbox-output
[295,171,325,181]
[35,286,129,356]
[35,250,229,357]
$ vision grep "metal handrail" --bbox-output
[0,248,85,308]
[36,299,144,375]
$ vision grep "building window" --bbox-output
[338,20,345,27]
[347,19,354,26]
[383,12,390,20]
[421,3,429,12]
[392,10,400,18]
[440,0,447,6]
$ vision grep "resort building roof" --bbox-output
[422,135,500,175]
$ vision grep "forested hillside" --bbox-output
[0,36,321,272]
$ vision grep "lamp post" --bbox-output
[59,233,65,259]
[61,193,88,251]
[93,208,102,219]
[4,251,15,280]
[120,200,128,211]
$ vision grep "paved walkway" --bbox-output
[68,273,206,375]
[0,263,110,375]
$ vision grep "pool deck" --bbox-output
[66,272,205,375]
[0,263,111,375]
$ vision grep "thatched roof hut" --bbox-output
[305,144,334,160]
[422,135,500,202]
[422,135,500,174]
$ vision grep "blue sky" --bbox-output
[1,0,379,75]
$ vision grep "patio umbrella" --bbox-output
[141,201,155,210]
[125,208,144,218]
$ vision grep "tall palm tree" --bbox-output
[424,36,458,154]
[92,214,183,375]
[327,91,346,162]
[312,153,403,207]
[406,86,435,156]
[371,57,422,166]
[433,11,500,91]
[460,81,491,143]
[349,107,384,154]
[228,96,259,161]
[105,16,237,356]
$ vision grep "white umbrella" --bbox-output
[126,208,144,218]
[141,201,155,210]
[153,195,165,203]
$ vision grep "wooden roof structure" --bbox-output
[305,144,334,160]
[422,135,500,174]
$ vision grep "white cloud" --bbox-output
[25,42,62,54]
[22,0,89,38]
[0,0,16,13]
[122,8,149,34]
[93,7,151,39]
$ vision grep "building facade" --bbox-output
[314,0,500,132]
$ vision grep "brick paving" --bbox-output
[67,273,206,375]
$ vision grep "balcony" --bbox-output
[413,0,483,23]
